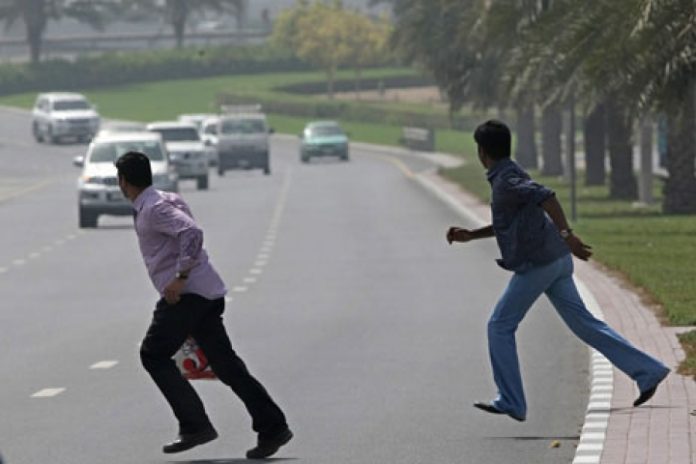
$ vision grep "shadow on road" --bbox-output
[169,459,298,464]
[485,436,579,441]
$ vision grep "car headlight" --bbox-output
[82,176,104,184]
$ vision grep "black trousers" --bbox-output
[140,294,287,437]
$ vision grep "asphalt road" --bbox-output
[0,108,588,464]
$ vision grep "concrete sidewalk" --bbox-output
[419,169,696,464]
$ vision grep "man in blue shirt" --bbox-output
[447,120,670,422]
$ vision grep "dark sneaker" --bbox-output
[162,427,218,454]
[473,401,526,422]
[634,368,670,407]
[246,428,293,459]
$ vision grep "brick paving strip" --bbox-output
[417,169,696,464]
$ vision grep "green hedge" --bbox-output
[217,88,481,131]
[0,45,309,96]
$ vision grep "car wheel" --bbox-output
[197,175,209,190]
[301,155,310,163]
[32,123,43,143]
[47,126,58,144]
[79,209,98,228]
[217,167,225,176]
[263,165,271,175]
[341,155,349,162]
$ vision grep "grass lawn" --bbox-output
[2,71,693,376]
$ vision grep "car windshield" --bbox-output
[151,128,201,142]
[89,141,165,163]
[221,119,265,135]
[309,125,344,137]
[53,100,91,111]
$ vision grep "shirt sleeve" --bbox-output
[501,174,556,206]
[150,200,203,273]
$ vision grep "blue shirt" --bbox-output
[487,158,569,272]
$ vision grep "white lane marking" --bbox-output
[260,246,272,253]
[66,234,77,240]
[28,252,40,259]
[576,443,604,452]
[573,457,600,464]
[0,179,57,204]
[42,246,53,252]
[249,268,263,275]
[31,388,66,398]
[580,432,606,441]
[90,360,119,369]
[243,277,257,284]
[254,260,267,267]
[257,253,269,260]
[12,259,25,266]
[232,286,248,293]
[224,296,234,303]
[0,267,7,273]
[54,239,65,246]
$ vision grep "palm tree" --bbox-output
[128,0,246,49]
[0,0,113,63]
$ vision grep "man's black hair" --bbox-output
[115,151,152,188]
[474,119,511,160]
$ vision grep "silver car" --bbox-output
[32,92,100,144]
[147,121,210,190]
[217,113,272,176]
[74,132,178,228]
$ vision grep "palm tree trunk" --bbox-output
[606,97,637,200]
[663,83,696,213]
[541,104,563,176]
[167,0,188,49]
[24,0,47,63]
[514,104,538,169]
[583,102,606,186]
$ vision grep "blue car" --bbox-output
[300,121,349,163]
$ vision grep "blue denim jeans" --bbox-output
[488,253,669,419]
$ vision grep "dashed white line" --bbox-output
[0,267,7,274]
[224,296,234,303]
[249,268,263,275]
[31,388,66,398]
[12,259,25,266]
[254,260,267,267]
[28,252,41,259]
[90,360,119,369]
[232,286,248,293]
[257,253,269,260]
[243,277,257,284]
[42,246,53,252]
[66,234,77,240]
[54,239,65,246]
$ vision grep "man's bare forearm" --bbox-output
[472,225,495,239]
[541,196,570,231]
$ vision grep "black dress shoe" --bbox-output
[246,427,293,460]
[474,402,526,422]
[162,427,218,454]
[634,369,670,407]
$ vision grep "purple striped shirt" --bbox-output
[132,187,226,300]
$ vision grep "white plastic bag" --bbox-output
[173,336,217,380]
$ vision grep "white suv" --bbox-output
[74,131,178,228]
[147,121,210,190]
[32,92,100,144]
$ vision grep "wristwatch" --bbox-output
[559,228,573,239]
[175,271,189,280]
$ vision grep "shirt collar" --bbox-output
[132,186,157,213]
[486,157,514,182]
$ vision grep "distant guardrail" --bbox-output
[0,29,270,60]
